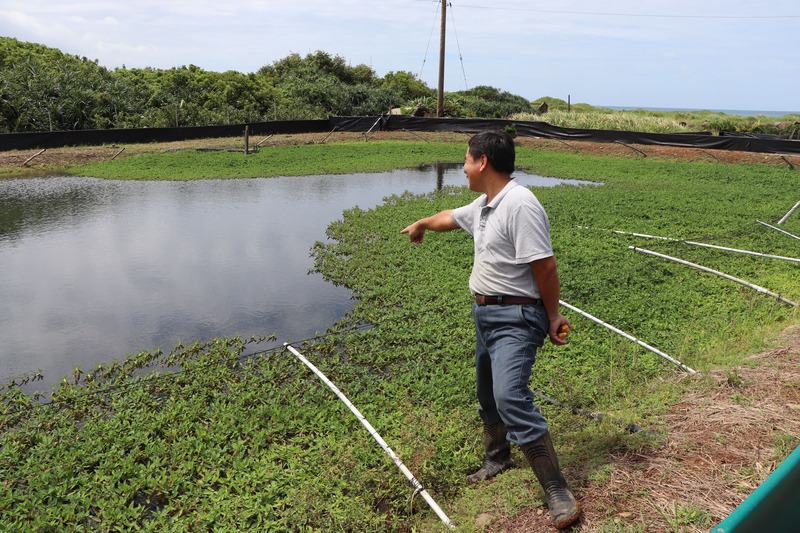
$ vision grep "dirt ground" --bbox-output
[3,132,799,531]
[2,130,799,174]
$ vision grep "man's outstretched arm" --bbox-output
[401,209,459,243]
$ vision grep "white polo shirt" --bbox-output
[451,180,553,298]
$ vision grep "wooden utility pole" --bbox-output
[437,0,446,117]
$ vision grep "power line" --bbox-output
[455,3,800,20]
[418,0,441,78]
[448,2,469,90]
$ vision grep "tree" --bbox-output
[450,85,534,118]
[256,51,387,118]
[0,38,537,132]
[380,71,434,102]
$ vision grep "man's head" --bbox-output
[467,130,515,175]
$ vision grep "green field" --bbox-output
[68,141,466,180]
[2,141,798,531]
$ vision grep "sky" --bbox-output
[2,0,799,113]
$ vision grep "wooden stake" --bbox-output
[22,149,46,166]
[256,134,273,147]
[318,127,338,144]
[110,147,125,160]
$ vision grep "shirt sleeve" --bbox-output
[451,196,483,237]
[511,198,553,264]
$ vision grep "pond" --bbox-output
[0,165,593,390]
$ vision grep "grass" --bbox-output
[1,139,799,531]
[515,106,800,136]
[67,141,466,180]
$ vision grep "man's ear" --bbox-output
[478,154,489,171]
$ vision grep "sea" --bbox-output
[605,106,798,118]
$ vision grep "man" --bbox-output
[400,130,581,529]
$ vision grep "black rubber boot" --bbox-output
[521,432,581,529]
[466,422,514,484]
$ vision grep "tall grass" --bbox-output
[513,109,693,133]
[512,108,800,136]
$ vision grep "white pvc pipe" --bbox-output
[778,199,800,225]
[558,300,695,373]
[758,220,800,242]
[580,226,800,262]
[682,241,800,263]
[630,246,799,308]
[608,230,679,241]
[283,343,455,529]
[576,226,680,241]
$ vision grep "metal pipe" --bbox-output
[630,246,798,307]
[576,226,680,241]
[683,241,800,263]
[366,116,382,134]
[283,343,455,529]
[559,300,695,373]
[757,220,800,242]
[580,226,800,261]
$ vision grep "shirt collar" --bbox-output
[483,179,518,209]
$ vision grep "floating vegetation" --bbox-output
[2,142,798,530]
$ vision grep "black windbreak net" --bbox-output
[2,115,799,155]
[0,120,330,151]
[331,116,800,155]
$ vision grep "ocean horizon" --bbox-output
[605,106,798,118]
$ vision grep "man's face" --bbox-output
[463,149,484,193]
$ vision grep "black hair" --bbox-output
[467,130,515,174]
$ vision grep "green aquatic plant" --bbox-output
[2,142,798,531]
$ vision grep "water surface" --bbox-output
[0,166,592,389]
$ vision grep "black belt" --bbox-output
[475,294,541,306]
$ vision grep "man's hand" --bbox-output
[401,210,458,243]
[530,256,570,345]
[548,314,571,345]
[400,221,425,243]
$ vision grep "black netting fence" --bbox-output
[2,116,799,155]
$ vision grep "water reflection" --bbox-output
[0,165,594,389]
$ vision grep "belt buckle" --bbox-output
[476,294,502,305]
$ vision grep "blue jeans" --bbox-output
[472,302,549,445]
